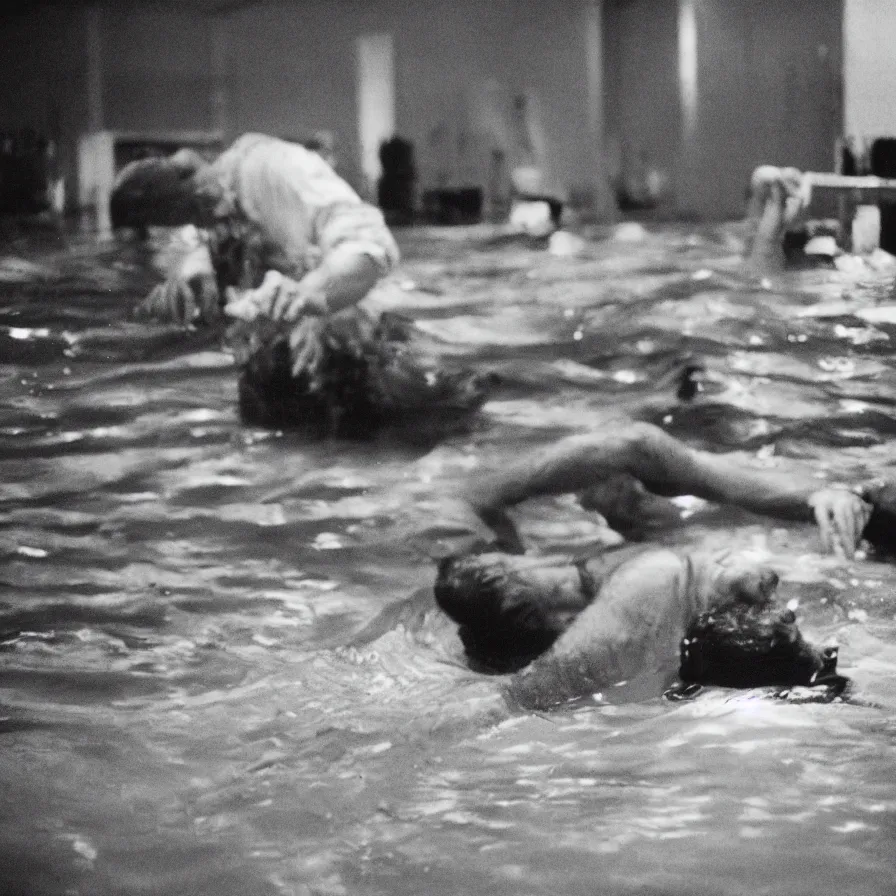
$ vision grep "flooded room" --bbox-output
[2,1,896,894]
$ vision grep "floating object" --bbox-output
[833,254,867,274]
[852,205,881,255]
[547,230,586,257]
[509,199,554,238]
[804,235,840,257]
[612,222,648,243]
[5,327,51,340]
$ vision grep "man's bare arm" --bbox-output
[467,423,812,514]
[285,248,384,317]
[224,247,383,322]
[743,166,806,275]
[462,423,870,556]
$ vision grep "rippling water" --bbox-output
[2,222,896,895]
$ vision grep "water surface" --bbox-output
[2,222,896,895]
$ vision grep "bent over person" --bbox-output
[742,164,896,274]
[433,422,894,708]
[111,133,492,435]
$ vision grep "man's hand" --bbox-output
[749,165,806,226]
[808,487,872,558]
[288,316,327,381]
[135,273,219,325]
[224,270,310,323]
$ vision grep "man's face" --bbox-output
[706,552,780,610]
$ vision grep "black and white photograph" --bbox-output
[1,1,896,893]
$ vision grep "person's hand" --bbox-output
[288,316,326,381]
[746,165,807,273]
[224,270,308,323]
[808,487,873,558]
[749,165,806,226]
[135,273,218,325]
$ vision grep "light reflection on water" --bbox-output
[1,225,896,895]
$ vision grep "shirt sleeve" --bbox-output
[220,135,399,276]
[313,200,401,275]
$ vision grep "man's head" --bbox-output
[679,601,841,690]
[702,551,781,609]
[684,550,844,690]
[434,552,593,673]
[110,148,215,229]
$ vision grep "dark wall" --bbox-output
[605,0,681,212]
[606,0,842,220]
[103,5,215,133]
[227,0,598,207]
[0,5,90,211]
[0,0,848,222]
[685,0,843,219]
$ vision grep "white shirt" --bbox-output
[205,133,400,278]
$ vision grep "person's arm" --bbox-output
[744,165,806,274]
[225,245,384,323]
[461,422,871,556]
[222,245,387,378]
[291,245,385,316]
[222,139,400,322]
[134,229,220,325]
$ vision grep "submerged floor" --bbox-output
[2,221,896,895]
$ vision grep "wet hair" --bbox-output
[679,601,841,690]
[434,553,593,673]
[233,313,494,438]
[860,480,896,557]
[110,151,209,229]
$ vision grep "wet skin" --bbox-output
[432,421,886,707]
[437,546,838,710]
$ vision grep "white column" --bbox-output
[843,0,896,140]
[584,0,613,220]
[356,33,396,201]
[677,0,699,215]
[85,4,111,235]
[677,0,698,147]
